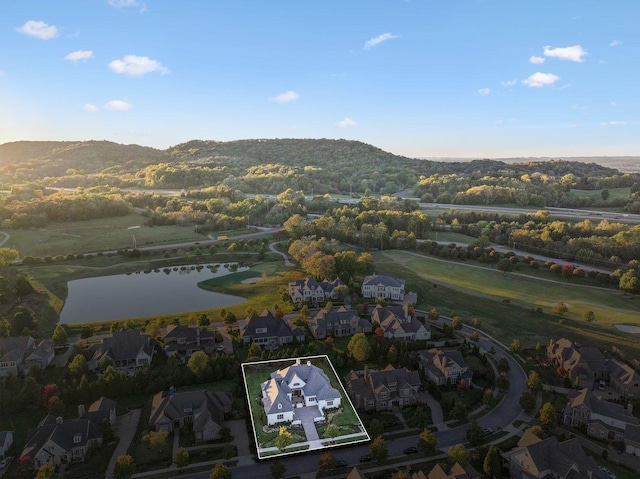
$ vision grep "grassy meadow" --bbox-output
[374,250,640,356]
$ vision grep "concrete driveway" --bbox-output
[293,406,322,449]
[105,408,141,479]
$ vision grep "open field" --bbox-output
[373,250,640,356]
[571,187,631,202]
[3,213,257,257]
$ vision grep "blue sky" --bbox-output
[1,0,638,158]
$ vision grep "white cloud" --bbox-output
[522,72,560,87]
[477,88,490,95]
[529,55,545,64]
[104,100,132,111]
[65,50,94,62]
[500,79,517,87]
[108,0,147,11]
[336,117,357,128]
[600,121,626,126]
[364,33,398,50]
[109,55,169,76]
[609,40,621,47]
[268,91,300,103]
[543,45,587,62]
[16,20,59,40]
[83,104,99,112]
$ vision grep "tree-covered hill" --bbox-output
[0,140,169,181]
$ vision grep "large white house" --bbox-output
[361,275,405,301]
[261,359,341,426]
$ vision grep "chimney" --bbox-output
[364,365,369,379]
[307,360,312,367]
[56,416,63,424]
[587,467,593,479]
[403,303,408,319]
[627,403,633,415]
[169,386,175,396]
[78,404,85,418]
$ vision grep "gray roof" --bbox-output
[93,330,154,362]
[149,389,231,432]
[0,431,12,447]
[362,275,405,288]
[162,324,216,354]
[241,310,296,340]
[566,388,639,426]
[22,418,101,461]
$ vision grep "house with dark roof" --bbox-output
[0,431,13,458]
[547,338,612,387]
[20,397,115,469]
[344,364,420,412]
[563,388,639,443]
[240,310,305,348]
[610,359,640,400]
[149,389,232,442]
[89,330,154,372]
[371,304,430,342]
[261,359,341,425]
[414,461,481,479]
[307,306,371,340]
[80,397,117,426]
[362,275,406,301]
[419,348,473,387]
[162,324,217,363]
[0,336,54,377]
[504,432,608,478]
[288,278,345,305]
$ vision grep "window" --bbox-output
[277,414,284,420]
[327,400,333,406]
[278,403,282,409]
[74,433,82,444]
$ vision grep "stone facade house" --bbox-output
[361,275,405,301]
[162,324,216,363]
[0,336,54,377]
[89,330,154,372]
[261,359,341,426]
[20,397,115,469]
[345,364,420,412]
[288,278,345,305]
[307,306,372,340]
[149,388,232,442]
[419,348,473,387]
[371,305,430,342]
[563,388,639,443]
[240,310,305,348]
[504,432,607,478]
[547,338,611,387]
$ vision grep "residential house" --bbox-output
[0,431,13,458]
[307,306,372,340]
[20,397,115,469]
[610,359,640,400]
[0,336,54,377]
[346,467,367,479]
[419,348,473,387]
[344,364,420,412]
[149,388,232,442]
[261,359,341,426]
[162,324,217,363]
[362,275,406,301]
[563,388,639,443]
[288,278,345,305]
[371,305,430,342]
[412,461,481,479]
[89,330,154,372]
[547,338,612,387]
[625,423,640,456]
[504,431,608,479]
[240,310,305,348]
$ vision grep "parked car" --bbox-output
[216,344,226,352]
[0,457,13,469]
[403,446,419,454]
[599,466,616,479]
[483,427,494,435]
[359,454,371,463]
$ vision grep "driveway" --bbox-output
[293,406,322,449]
[105,408,141,479]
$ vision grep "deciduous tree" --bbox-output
[417,428,437,455]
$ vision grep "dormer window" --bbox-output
[74,433,82,444]
[278,403,282,409]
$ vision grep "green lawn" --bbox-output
[374,250,640,356]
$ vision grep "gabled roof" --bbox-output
[149,389,231,431]
[93,330,154,362]
[241,310,295,340]
[22,418,101,461]
[566,388,639,426]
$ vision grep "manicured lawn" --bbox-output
[64,441,118,478]
[198,269,263,288]
[374,250,640,356]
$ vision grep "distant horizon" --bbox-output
[1,2,638,158]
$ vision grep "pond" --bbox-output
[60,263,248,324]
